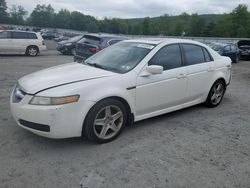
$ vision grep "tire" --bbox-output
[205,79,226,108]
[234,54,239,63]
[83,98,127,144]
[26,46,38,56]
[71,48,76,56]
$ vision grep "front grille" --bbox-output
[12,85,26,103]
[19,119,50,132]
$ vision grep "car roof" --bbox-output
[124,38,204,45]
[4,30,37,34]
[84,33,127,40]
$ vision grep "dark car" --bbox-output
[56,35,84,55]
[208,42,241,63]
[54,35,70,42]
[74,34,126,62]
[41,32,58,40]
[237,40,250,59]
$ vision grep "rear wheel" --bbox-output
[26,46,38,56]
[205,79,226,107]
[83,99,127,144]
[234,54,239,63]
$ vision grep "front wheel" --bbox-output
[205,79,226,108]
[83,99,127,144]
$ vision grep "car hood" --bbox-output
[237,40,250,47]
[18,63,116,94]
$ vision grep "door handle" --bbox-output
[207,68,215,72]
[177,74,187,79]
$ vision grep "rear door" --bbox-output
[182,44,214,102]
[0,31,12,53]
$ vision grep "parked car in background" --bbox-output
[56,35,84,55]
[0,30,46,56]
[237,40,250,59]
[41,31,58,40]
[11,38,231,143]
[74,34,126,62]
[54,35,70,42]
[208,42,241,63]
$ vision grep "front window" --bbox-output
[84,42,155,73]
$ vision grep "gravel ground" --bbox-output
[0,43,250,188]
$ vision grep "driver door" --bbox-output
[135,44,188,118]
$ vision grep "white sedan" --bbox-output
[10,38,231,143]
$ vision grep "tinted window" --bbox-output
[12,32,27,39]
[27,33,37,39]
[230,45,236,51]
[203,48,212,62]
[183,44,205,65]
[224,45,231,51]
[84,35,101,45]
[109,39,121,45]
[149,44,182,70]
[0,31,10,39]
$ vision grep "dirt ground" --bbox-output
[0,44,250,188]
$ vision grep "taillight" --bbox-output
[89,47,99,53]
[89,46,103,53]
[76,43,80,48]
[42,41,45,45]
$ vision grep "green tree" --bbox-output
[54,9,71,29]
[201,22,216,37]
[188,14,205,36]
[230,4,250,37]
[141,17,151,35]
[29,4,55,27]
[0,0,8,23]
[158,14,170,35]
[214,14,232,37]
[9,5,28,25]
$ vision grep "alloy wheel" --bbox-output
[210,82,224,105]
[93,105,123,140]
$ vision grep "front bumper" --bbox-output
[10,94,95,139]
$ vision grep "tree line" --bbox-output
[0,0,250,37]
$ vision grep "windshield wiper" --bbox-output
[85,62,108,70]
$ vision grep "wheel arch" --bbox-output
[82,95,134,136]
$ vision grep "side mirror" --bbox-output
[147,65,163,74]
[140,65,163,77]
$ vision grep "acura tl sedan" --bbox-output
[10,38,231,143]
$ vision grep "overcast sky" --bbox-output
[5,0,250,19]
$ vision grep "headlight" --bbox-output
[64,43,72,46]
[29,95,80,105]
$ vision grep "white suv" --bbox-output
[0,30,46,56]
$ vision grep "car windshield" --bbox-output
[84,42,155,73]
[68,35,82,42]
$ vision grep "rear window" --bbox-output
[108,39,122,45]
[84,35,101,45]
